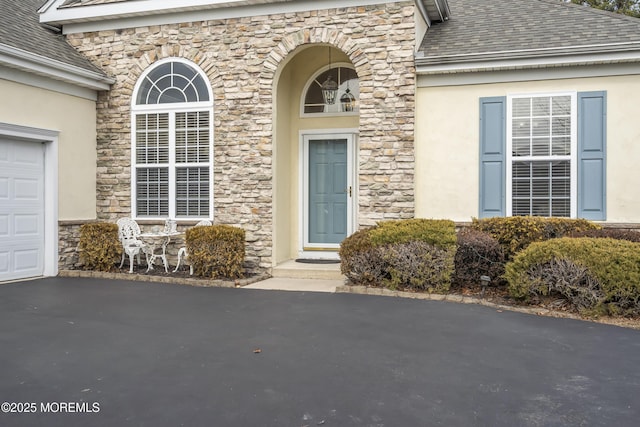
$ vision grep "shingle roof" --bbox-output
[418,0,640,65]
[0,0,106,74]
[61,0,129,7]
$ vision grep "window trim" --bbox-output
[300,62,359,118]
[506,92,578,218]
[131,58,214,221]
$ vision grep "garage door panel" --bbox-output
[14,249,41,271]
[0,251,8,273]
[14,178,41,200]
[0,214,7,235]
[15,214,40,236]
[0,177,7,198]
[0,138,44,282]
[0,143,8,162]
[13,142,43,166]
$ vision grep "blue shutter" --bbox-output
[479,97,506,218]
[577,91,606,220]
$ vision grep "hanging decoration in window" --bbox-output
[304,66,359,114]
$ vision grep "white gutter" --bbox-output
[416,50,640,75]
[0,43,114,90]
[416,40,640,64]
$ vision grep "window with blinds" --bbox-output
[508,94,576,217]
[132,58,213,219]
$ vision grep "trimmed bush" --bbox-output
[369,219,457,249]
[186,225,245,279]
[340,219,456,292]
[79,222,120,271]
[453,228,506,288]
[505,237,640,315]
[381,241,454,293]
[569,228,640,243]
[471,216,600,259]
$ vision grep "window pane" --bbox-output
[136,113,169,164]
[551,136,571,156]
[532,97,550,116]
[136,61,209,105]
[176,167,210,217]
[532,137,550,156]
[512,98,530,118]
[175,111,210,163]
[552,116,571,136]
[136,167,169,217]
[512,138,530,157]
[532,118,550,137]
[304,67,359,114]
[512,118,531,138]
[552,96,571,115]
[512,160,570,217]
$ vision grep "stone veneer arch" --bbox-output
[60,2,418,273]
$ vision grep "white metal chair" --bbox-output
[173,220,212,275]
[117,217,149,273]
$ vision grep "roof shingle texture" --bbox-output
[419,0,640,63]
[61,0,130,7]
[0,0,105,73]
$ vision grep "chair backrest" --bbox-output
[195,220,212,227]
[117,217,141,242]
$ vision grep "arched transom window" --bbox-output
[131,58,213,219]
[302,65,359,115]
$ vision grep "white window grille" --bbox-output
[507,93,577,217]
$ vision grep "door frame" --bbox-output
[299,129,357,259]
[0,122,58,281]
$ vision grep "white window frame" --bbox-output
[131,57,213,220]
[506,92,578,218]
[300,62,359,118]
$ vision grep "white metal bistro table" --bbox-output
[138,231,184,273]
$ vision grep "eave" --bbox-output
[0,43,115,91]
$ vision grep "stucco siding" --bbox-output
[0,79,97,220]
[415,74,640,223]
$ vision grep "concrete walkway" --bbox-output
[243,277,343,292]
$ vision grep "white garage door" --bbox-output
[0,137,45,282]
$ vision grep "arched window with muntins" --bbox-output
[131,58,213,219]
[135,61,210,105]
[302,65,359,115]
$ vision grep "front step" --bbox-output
[272,259,344,281]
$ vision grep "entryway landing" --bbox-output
[272,259,343,280]
[242,259,344,293]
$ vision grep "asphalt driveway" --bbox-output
[0,277,638,426]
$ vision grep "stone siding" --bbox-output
[65,2,417,272]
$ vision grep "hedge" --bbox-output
[471,216,600,259]
[340,219,456,292]
[186,224,245,279]
[79,222,120,272]
[504,237,640,315]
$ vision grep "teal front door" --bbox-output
[308,138,348,246]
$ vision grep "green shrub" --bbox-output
[505,237,640,316]
[471,216,600,259]
[453,228,506,288]
[339,219,456,292]
[186,225,245,279]
[369,219,457,249]
[79,222,120,271]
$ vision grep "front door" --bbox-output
[302,133,355,256]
